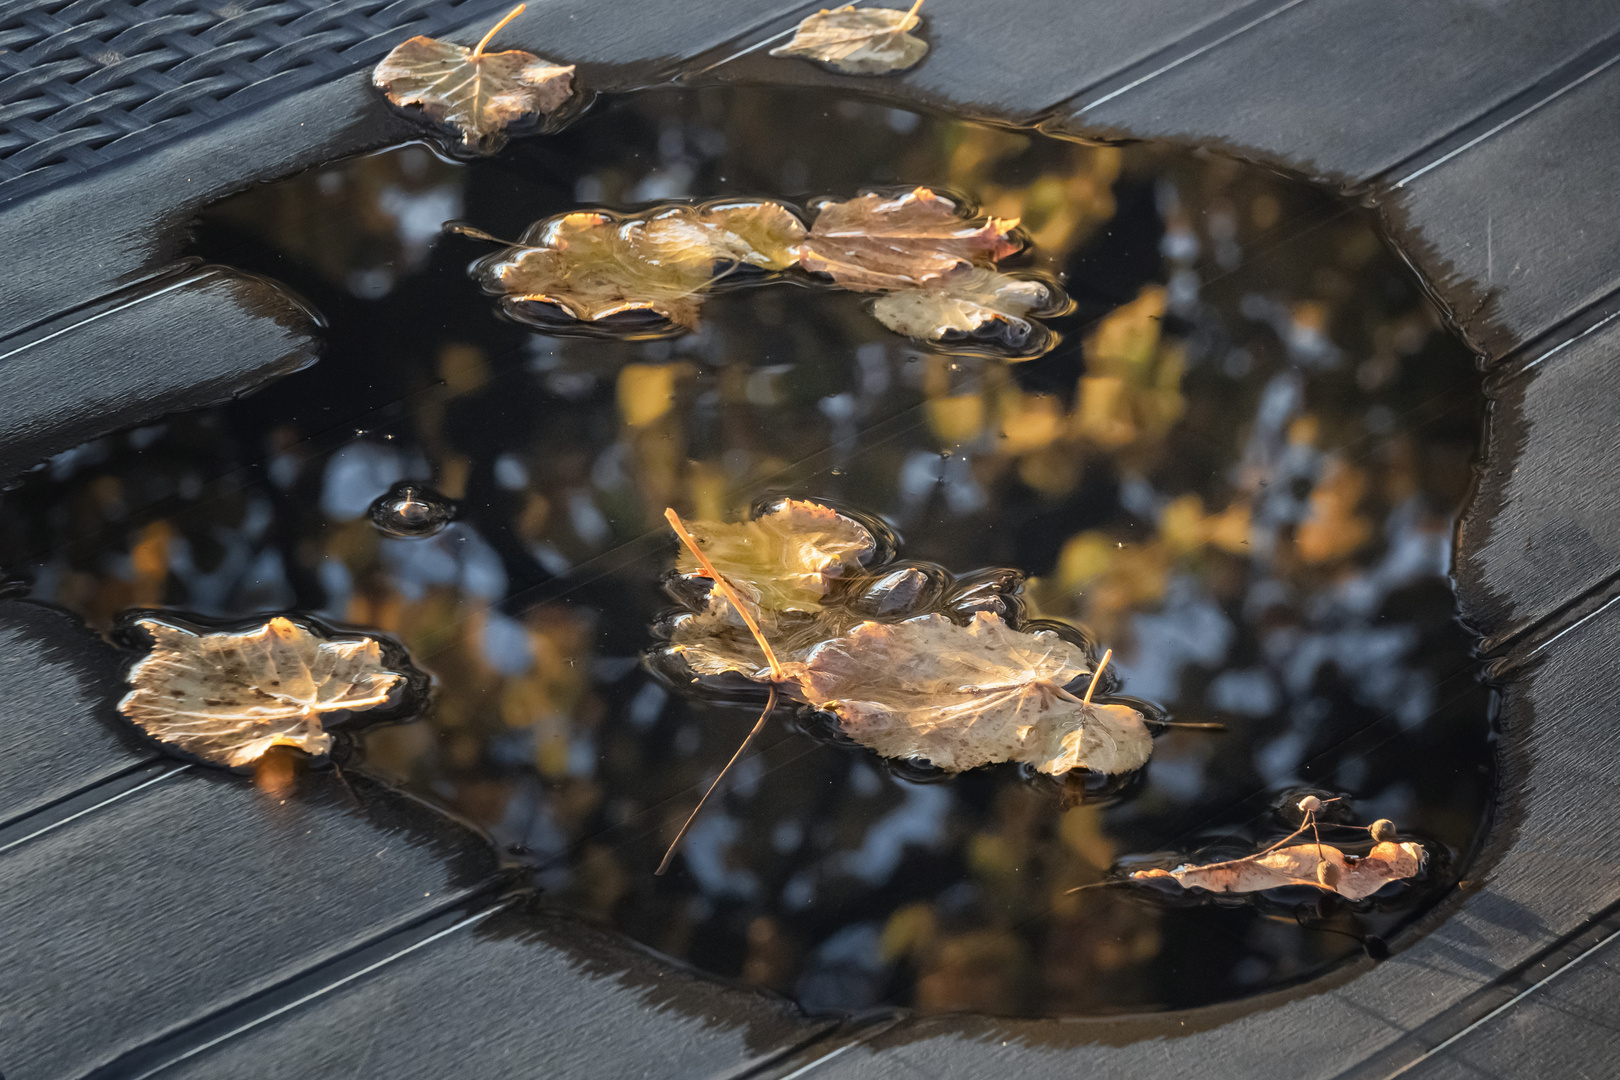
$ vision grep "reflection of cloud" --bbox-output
[1207,668,1281,717]
[380,523,506,601]
[683,812,759,901]
[1116,575,1233,702]
[832,781,949,885]
[378,183,462,268]
[796,922,886,1013]
[481,610,534,675]
[321,442,404,520]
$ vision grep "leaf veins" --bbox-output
[769,1,930,75]
[118,616,406,768]
[373,4,575,154]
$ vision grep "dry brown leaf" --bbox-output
[1130,840,1425,901]
[769,2,929,75]
[476,202,804,332]
[674,499,876,615]
[373,6,573,154]
[118,616,405,768]
[871,267,1058,356]
[666,604,863,685]
[799,187,1022,292]
[787,613,1150,775]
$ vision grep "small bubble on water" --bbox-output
[368,481,456,538]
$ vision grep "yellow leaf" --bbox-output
[119,617,406,768]
[674,499,876,614]
[477,201,803,333]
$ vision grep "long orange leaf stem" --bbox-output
[657,684,777,875]
[473,2,525,58]
[1082,648,1111,707]
[664,507,785,681]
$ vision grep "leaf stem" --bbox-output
[443,222,526,247]
[901,0,926,29]
[664,508,785,681]
[473,2,526,59]
[657,684,777,875]
[1082,647,1111,707]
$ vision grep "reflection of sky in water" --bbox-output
[0,89,1492,1018]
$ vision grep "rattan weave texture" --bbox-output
[0,0,512,204]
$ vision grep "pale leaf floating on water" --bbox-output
[789,613,1150,774]
[799,187,1022,292]
[373,4,574,154]
[769,1,930,75]
[1130,840,1426,901]
[672,498,876,615]
[871,267,1060,357]
[473,201,806,333]
[118,617,407,768]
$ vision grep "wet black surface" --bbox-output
[0,1,1616,1076]
[0,86,1493,1019]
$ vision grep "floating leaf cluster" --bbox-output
[650,499,1146,777]
[470,186,1069,358]
[649,503,1431,900]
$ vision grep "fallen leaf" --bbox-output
[665,604,861,685]
[788,613,1150,775]
[799,187,1022,292]
[635,201,807,272]
[118,616,406,768]
[475,202,805,332]
[1130,840,1426,901]
[769,1,929,75]
[673,499,876,614]
[871,267,1059,357]
[373,5,574,155]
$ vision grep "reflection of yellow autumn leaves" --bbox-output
[1296,457,1372,564]
[944,126,1120,254]
[1076,286,1185,452]
[921,285,1188,473]
[1042,494,1251,640]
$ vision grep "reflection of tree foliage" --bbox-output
[0,88,1489,1018]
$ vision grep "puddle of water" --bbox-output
[0,87,1492,1018]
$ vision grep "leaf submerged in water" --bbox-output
[118,617,406,768]
[769,1,930,75]
[475,202,806,333]
[1130,840,1426,901]
[373,4,574,154]
[789,613,1150,775]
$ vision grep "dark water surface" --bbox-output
[0,87,1493,1018]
